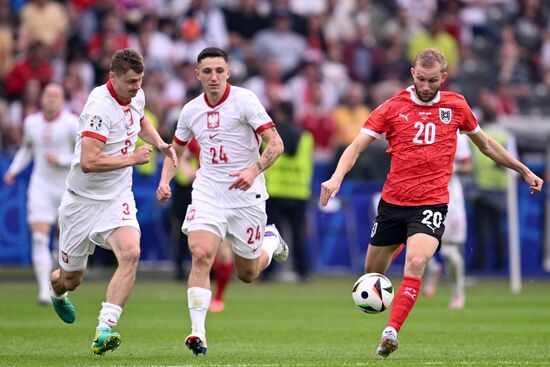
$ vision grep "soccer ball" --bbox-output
[352,273,394,314]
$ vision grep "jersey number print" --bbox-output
[413,122,436,144]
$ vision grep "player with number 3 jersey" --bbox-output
[320,48,543,359]
[49,49,177,356]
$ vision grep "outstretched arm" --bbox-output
[320,133,376,207]
[468,130,543,194]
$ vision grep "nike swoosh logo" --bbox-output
[127,131,136,136]
[122,218,132,221]
[209,133,219,139]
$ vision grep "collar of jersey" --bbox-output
[407,85,440,106]
[204,83,231,108]
[107,79,131,106]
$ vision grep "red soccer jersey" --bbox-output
[362,86,479,206]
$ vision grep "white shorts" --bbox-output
[57,190,140,271]
[442,176,467,245]
[27,185,63,224]
[181,200,267,260]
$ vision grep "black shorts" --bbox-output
[370,199,448,249]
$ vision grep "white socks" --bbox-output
[440,245,465,296]
[187,287,211,335]
[97,302,123,332]
[32,232,53,301]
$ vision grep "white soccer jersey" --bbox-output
[8,110,79,197]
[174,84,274,208]
[67,80,145,200]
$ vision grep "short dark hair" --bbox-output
[110,49,145,75]
[197,47,229,64]
[413,48,447,72]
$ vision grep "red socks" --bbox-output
[387,276,422,332]
[212,261,233,301]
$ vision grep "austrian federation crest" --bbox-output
[439,108,452,124]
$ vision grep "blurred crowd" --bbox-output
[1,0,550,166]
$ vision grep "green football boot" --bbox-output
[51,296,76,324]
[91,329,121,356]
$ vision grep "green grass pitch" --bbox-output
[1,274,549,366]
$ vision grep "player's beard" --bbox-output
[414,85,439,102]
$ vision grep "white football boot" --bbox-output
[265,224,289,263]
[377,326,398,358]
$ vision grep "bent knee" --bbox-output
[236,269,257,283]
[118,246,141,264]
[64,276,82,291]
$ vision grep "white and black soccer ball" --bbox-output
[352,273,394,314]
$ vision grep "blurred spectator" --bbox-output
[407,15,460,80]
[87,11,129,63]
[7,79,42,152]
[469,120,516,271]
[62,60,92,115]
[181,0,229,49]
[297,79,335,162]
[171,17,209,65]
[352,0,390,44]
[396,0,436,29]
[251,9,307,78]
[341,17,380,86]
[304,12,327,52]
[243,57,289,111]
[5,41,52,100]
[287,50,338,119]
[129,14,173,72]
[321,41,350,102]
[0,7,14,84]
[265,101,313,282]
[511,0,547,81]
[270,0,308,36]
[18,0,69,55]
[223,0,268,42]
[323,0,355,43]
[332,82,370,149]
[380,5,421,49]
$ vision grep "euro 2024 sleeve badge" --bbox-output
[90,115,103,131]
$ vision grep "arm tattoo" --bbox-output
[258,127,283,171]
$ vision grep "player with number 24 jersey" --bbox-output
[174,83,274,208]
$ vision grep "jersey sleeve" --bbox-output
[458,98,479,134]
[360,102,390,139]
[241,89,274,133]
[80,98,111,143]
[173,107,194,146]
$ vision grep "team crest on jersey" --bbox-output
[90,115,102,130]
[207,111,220,129]
[439,108,452,124]
[124,108,134,128]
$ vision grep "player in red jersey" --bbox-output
[320,48,543,358]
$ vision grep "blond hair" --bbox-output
[413,48,447,72]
